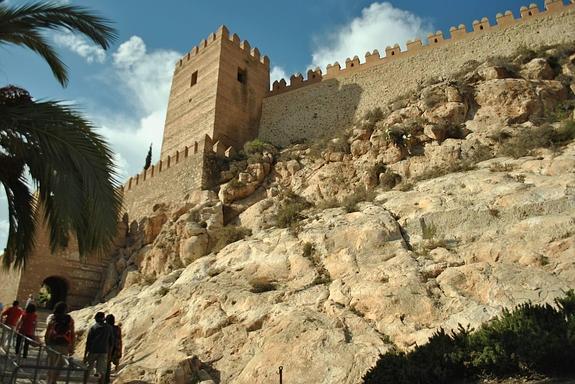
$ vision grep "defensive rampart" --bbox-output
[122,135,234,222]
[162,26,269,158]
[259,0,575,146]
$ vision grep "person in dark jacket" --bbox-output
[105,314,122,383]
[84,312,113,383]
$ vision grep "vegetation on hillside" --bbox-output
[363,291,575,384]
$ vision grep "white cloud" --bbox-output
[311,2,433,70]
[0,36,178,249]
[98,109,167,179]
[111,36,179,116]
[93,36,181,178]
[270,66,288,87]
[53,30,106,63]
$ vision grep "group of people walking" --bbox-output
[1,299,122,384]
[84,311,123,383]
[0,300,37,358]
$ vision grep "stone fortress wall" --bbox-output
[3,0,575,310]
[0,219,114,310]
[122,134,233,221]
[259,0,575,146]
[160,31,223,159]
[162,26,269,158]
[124,26,270,222]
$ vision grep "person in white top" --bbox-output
[25,294,34,309]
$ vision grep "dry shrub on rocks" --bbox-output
[210,225,252,252]
[498,122,575,158]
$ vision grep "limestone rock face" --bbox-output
[520,58,554,80]
[141,210,168,245]
[350,139,371,157]
[423,101,468,125]
[219,159,272,204]
[74,144,575,384]
[474,79,566,123]
[477,65,514,81]
[76,49,575,384]
[179,230,208,265]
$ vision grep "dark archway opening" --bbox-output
[41,276,68,310]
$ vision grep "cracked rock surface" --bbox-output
[73,144,575,384]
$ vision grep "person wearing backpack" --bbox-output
[84,312,113,383]
[45,302,75,384]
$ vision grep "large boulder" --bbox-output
[179,232,208,265]
[474,79,567,123]
[520,58,554,80]
[141,211,168,245]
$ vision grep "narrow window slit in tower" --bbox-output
[191,70,198,87]
[237,67,247,84]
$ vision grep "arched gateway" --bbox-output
[41,276,69,309]
[0,219,125,310]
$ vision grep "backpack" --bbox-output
[46,314,72,345]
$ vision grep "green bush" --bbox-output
[37,285,51,306]
[412,160,477,183]
[421,221,437,240]
[555,120,575,142]
[538,100,575,124]
[363,291,575,384]
[243,138,274,155]
[361,107,386,131]
[227,178,246,189]
[364,107,384,124]
[486,55,520,77]
[307,130,351,158]
[275,192,313,229]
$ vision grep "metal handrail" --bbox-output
[0,322,91,383]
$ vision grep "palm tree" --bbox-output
[0,2,121,268]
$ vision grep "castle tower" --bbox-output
[161,25,270,158]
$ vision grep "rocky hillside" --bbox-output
[73,46,575,383]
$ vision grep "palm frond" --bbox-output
[0,98,123,266]
[0,28,68,85]
[0,2,117,86]
[0,156,37,269]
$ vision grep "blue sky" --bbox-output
[0,0,552,249]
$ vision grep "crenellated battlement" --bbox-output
[124,135,234,193]
[267,0,574,97]
[270,68,323,95]
[174,25,269,73]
